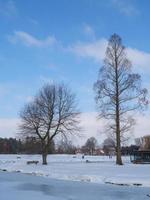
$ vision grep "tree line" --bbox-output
[0,137,54,154]
[1,135,149,156]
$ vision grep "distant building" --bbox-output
[130,150,150,164]
[93,148,105,155]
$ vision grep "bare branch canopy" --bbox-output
[19,83,80,164]
[94,34,148,165]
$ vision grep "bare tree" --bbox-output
[103,137,115,148]
[56,138,76,154]
[84,137,97,155]
[19,83,80,165]
[94,34,148,165]
[102,137,116,156]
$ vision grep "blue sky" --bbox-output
[0,0,150,143]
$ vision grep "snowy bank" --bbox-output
[0,154,150,187]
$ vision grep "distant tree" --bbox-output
[19,83,80,164]
[121,145,139,156]
[0,138,23,154]
[94,34,148,165]
[57,139,76,154]
[102,137,115,155]
[84,137,97,155]
[103,137,115,148]
[22,137,55,154]
[23,137,41,154]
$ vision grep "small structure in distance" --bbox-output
[130,150,150,164]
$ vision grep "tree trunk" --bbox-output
[116,100,123,165]
[116,127,123,165]
[115,54,123,165]
[41,140,48,165]
[42,152,47,165]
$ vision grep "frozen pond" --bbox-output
[0,171,150,200]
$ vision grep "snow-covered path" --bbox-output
[1,171,150,200]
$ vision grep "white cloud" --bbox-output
[0,113,103,145]
[79,112,150,146]
[0,113,102,143]
[8,31,57,47]
[15,95,34,103]
[9,31,150,74]
[127,48,150,72]
[111,0,139,16]
[133,114,150,138]
[0,113,149,147]
[70,38,150,74]
[0,118,19,138]
[70,38,107,62]
[79,112,106,145]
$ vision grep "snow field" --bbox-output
[0,154,149,187]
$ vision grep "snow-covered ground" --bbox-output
[0,154,150,187]
[1,171,150,200]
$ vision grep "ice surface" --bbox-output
[0,171,150,200]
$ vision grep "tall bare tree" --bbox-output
[19,83,80,165]
[94,34,148,165]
